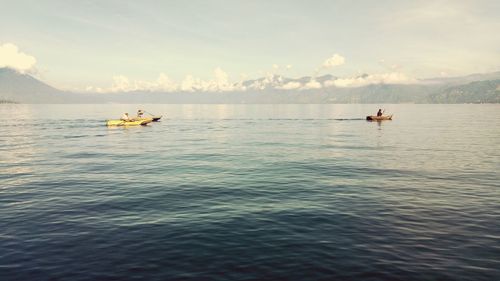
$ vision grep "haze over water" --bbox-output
[1,104,499,280]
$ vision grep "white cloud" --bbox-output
[182,68,242,92]
[212,67,236,91]
[156,73,177,92]
[180,75,197,92]
[0,43,37,73]
[324,72,417,88]
[301,79,322,90]
[322,54,345,69]
[277,81,301,90]
[111,75,132,92]
[91,68,248,93]
[87,73,179,93]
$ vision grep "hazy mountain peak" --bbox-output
[0,67,65,103]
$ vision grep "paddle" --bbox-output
[143,110,157,117]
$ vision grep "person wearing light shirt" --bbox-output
[121,113,131,121]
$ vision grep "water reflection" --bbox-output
[0,105,38,188]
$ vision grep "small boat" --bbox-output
[366,115,393,121]
[106,118,153,126]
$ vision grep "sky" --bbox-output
[0,0,499,92]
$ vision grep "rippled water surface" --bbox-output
[1,104,499,280]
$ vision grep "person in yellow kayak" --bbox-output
[137,109,144,119]
[121,113,131,121]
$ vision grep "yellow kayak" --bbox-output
[106,118,153,126]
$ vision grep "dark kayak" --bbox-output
[366,115,393,121]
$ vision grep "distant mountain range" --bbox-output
[1,67,499,103]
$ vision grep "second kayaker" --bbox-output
[377,109,383,117]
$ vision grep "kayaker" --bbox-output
[121,113,131,121]
[377,109,383,117]
[137,109,144,118]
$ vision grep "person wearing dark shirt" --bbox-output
[377,109,383,117]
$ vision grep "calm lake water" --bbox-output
[1,104,499,280]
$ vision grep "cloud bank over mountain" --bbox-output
[85,54,416,93]
[1,66,499,104]
[87,67,245,93]
[325,73,417,88]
